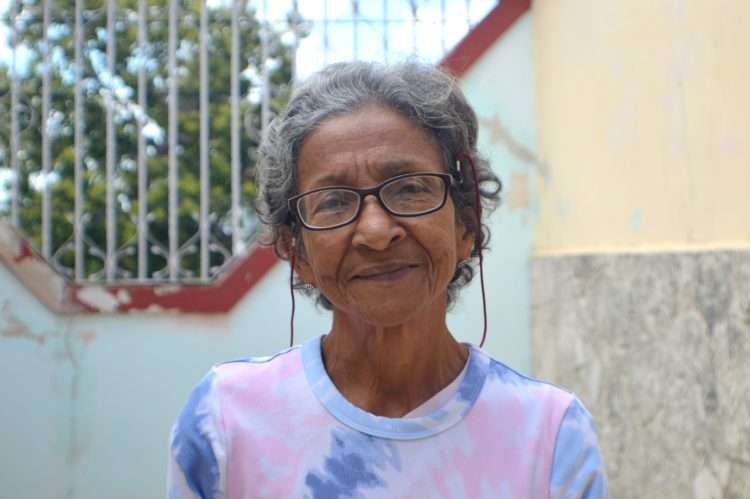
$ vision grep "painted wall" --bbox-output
[531,2,750,497]
[0,260,331,499]
[448,11,536,374]
[0,13,536,499]
[534,0,750,254]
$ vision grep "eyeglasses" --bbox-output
[288,172,453,230]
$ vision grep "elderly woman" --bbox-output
[168,61,608,498]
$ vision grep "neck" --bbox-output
[321,301,468,418]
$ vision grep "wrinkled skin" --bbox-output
[293,104,473,417]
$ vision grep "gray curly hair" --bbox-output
[255,60,502,310]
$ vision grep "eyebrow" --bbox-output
[308,160,421,188]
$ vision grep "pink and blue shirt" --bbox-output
[168,336,609,498]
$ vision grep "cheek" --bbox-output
[417,220,461,281]
[303,234,347,285]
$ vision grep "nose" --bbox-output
[351,195,406,251]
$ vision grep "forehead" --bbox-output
[296,104,444,190]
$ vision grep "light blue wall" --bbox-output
[448,12,536,374]
[0,262,329,499]
[0,13,536,499]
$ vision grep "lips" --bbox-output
[351,262,419,280]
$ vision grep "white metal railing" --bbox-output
[0,0,498,284]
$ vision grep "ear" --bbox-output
[455,207,476,262]
[278,226,295,260]
[294,252,316,288]
[280,226,316,286]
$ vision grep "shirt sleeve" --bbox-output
[549,397,609,499]
[167,370,226,499]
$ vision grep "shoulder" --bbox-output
[167,345,306,498]
[549,398,609,498]
[196,344,308,420]
[174,345,304,412]
[169,369,225,499]
[475,347,576,420]
[212,344,303,390]
[472,349,609,497]
[472,348,596,455]
[173,345,304,444]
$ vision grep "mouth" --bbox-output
[352,263,419,281]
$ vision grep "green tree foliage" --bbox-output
[0,0,298,280]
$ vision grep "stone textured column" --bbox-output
[532,251,750,498]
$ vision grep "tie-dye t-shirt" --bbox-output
[168,336,609,499]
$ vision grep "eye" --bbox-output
[311,190,354,213]
[388,176,439,197]
[395,181,428,194]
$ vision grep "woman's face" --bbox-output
[294,104,473,326]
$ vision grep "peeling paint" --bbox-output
[154,285,182,296]
[0,300,47,345]
[1,223,75,314]
[76,287,120,312]
[478,114,547,176]
[146,304,181,313]
[13,241,35,263]
[1,259,68,314]
[0,222,24,260]
[127,303,166,313]
[62,323,82,499]
[78,330,97,345]
[631,209,642,232]
[124,302,196,314]
[116,289,132,304]
[17,259,68,306]
[507,171,530,211]
[1,219,279,316]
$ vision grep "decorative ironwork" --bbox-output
[0,0,498,284]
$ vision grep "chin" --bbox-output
[342,295,442,328]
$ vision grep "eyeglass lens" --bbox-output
[297,174,446,229]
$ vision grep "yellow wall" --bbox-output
[533,1,750,255]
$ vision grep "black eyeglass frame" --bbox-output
[288,172,454,231]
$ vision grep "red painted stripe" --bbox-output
[0,227,278,315]
[66,246,279,314]
[440,0,531,78]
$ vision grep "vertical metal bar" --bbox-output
[410,0,417,55]
[230,0,240,253]
[9,0,19,227]
[466,0,472,30]
[440,0,446,54]
[291,0,299,82]
[74,0,84,280]
[41,0,51,258]
[199,0,209,279]
[352,0,359,59]
[382,0,388,63]
[260,0,270,134]
[168,0,179,280]
[323,0,329,65]
[137,0,148,280]
[105,0,116,280]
